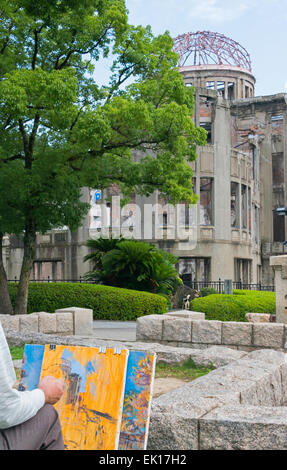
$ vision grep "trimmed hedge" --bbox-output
[190,289,276,322]
[199,287,218,297]
[8,283,168,321]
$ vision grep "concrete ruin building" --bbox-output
[3,31,287,287]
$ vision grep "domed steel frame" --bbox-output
[173,31,252,72]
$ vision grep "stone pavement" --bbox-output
[92,320,136,341]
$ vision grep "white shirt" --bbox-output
[0,321,45,429]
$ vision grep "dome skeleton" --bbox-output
[173,31,252,72]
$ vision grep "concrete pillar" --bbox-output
[224,81,228,100]
[270,255,287,323]
[213,99,231,242]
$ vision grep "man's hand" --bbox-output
[38,376,64,405]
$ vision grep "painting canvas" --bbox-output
[118,350,156,450]
[20,344,128,450]
[19,345,155,450]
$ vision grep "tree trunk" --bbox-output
[14,223,36,315]
[0,233,14,315]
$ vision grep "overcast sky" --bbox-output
[99,0,286,97]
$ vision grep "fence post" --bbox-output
[224,279,233,295]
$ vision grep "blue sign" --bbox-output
[94,190,102,202]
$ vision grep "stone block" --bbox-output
[19,314,39,333]
[164,310,205,320]
[222,321,252,346]
[56,312,74,335]
[199,405,287,450]
[37,312,57,334]
[160,340,178,347]
[148,398,219,450]
[162,318,192,343]
[136,315,163,341]
[242,350,287,406]
[279,362,287,404]
[155,370,241,407]
[152,349,192,365]
[148,408,199,450]
[238,383,258,406]
[191,320,222,344]
[270,255,287,324]
[0,314,20,331]
[190,345,247,368]
[239,349,286,365]
[238,346,257,352]
[246,313,271,323]
[239,370,281,407]
[55,307,93,336]
[30,311,50,315]
[180,342,206,349]
[253,323,284,349]
[223,351,285,406]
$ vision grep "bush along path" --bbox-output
[190,289,275,322]
[8,282,168,321]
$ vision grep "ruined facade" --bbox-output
[3,32,286,286]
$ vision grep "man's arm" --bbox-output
[0,323,63,429]
[0,377,46,429]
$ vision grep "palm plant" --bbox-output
[98,240,156,289]
[149,256,182,296]
[83,236,125,280]
[88,239,182,297]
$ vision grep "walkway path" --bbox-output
[92,320,136,341]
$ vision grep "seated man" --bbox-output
[0,321,64,450]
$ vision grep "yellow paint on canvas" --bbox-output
[40,345,128,450]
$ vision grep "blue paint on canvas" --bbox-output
[19,344,44,391]
[61,347,97,393]
[125,351,147,394]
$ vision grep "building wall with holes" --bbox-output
[3,77,287,286]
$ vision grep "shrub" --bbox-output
[8,283,168,321]
[190,289,275,322]
[199,287,218,297]
[84,238,182,298]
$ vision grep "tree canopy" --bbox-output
[0,0,206,314]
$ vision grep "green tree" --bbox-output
[0,0,206,314]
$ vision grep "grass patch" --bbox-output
[10,346,24,361]
[155,359,213,381]
[10,347,24,381]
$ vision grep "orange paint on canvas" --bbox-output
[40,345,128,450]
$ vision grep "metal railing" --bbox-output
[7,276,275,292]
[7,277,95,284]
[180,275,275,292]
